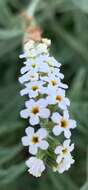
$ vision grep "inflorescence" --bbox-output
[19,38,76,177]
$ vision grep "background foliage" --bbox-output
[0,0,88,189]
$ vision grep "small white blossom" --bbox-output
[46,56,61,68]
[55,139,74,163]
[42,38,51,47]
[20,61,50,81]
[19,40,49,59]
[24,40,35,52]
[20,81,46,98]
[19,49,38,60]
[56,155,75,173]
[19,71,39,84]
[49,68,64,79]
[20,99,50,125]
[47,88,70,110]
[54,140,75,173]
[36,43,48,55]
[26,157,45,177]
[22,127,49,155]
[51,110,76,138]
[41,74,68,90]
[20,59,40,74]
[20,57,50,75]
[40,67,64,79]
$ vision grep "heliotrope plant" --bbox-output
[19,38,76,177]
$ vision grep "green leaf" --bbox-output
[0,144,22,165]
[0,163,26,185]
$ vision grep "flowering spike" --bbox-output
[19,38,76,177]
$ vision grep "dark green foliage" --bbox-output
[0,0,88,189]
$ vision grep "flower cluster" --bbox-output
[19,38,76,177]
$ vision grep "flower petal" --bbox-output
[46,95,56,105]
[59,101,67,110]
[20,65,29,74]
[29,145,38,155]
[20,88,28,96]
[63,139,71,148]
[25,99,35,108]
[65,97,70,106]
[53,125,63,136]
[58,161,65,173]
[69,143,74,152]
[29,115,39,125]
[64,129,71,139]
[25,127,34,137]
[21,136,29,146]
[55,146,62,154]
[69,120,76,129]
[39,108,50,118]
[36,128,48,139]
[38,98,48,107]
[18,73,29,84]
[26,157,36,167]
[56,155,62,164]
[39,140,49,150]
[51,112,61,123]
[20,109,29,118]
[63,110,69,120]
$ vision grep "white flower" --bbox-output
[55,139,74,163]
[47,88,70,110]
[20,81,46,98]
[56,155,75,173]
[46,56,61,68]
[36,43,48,55]
[19,49,37,60]
[51,110,76,138]
[41,74,68,91]
[20,99,50,125]
[20,40,49,60]
[20,57,50,75]
[19,71,39,84]
[40,66,64,79]
[49,68,64,79]
[22,127,49,155]
[24,40,35,52]
[54,140,75,173]
[42,38,51,47]
[26,157,45,177]
[20,59,40,74]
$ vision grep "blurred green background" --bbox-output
[0,0,88,189]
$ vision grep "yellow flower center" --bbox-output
[32,85,39,91]
[56,95,62,102]
[32,63,36,68]
[51,80,57,86]
[62,148,68,155]
[61,119,68,128]
[32,136,39,144]
[32,106,39,114]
